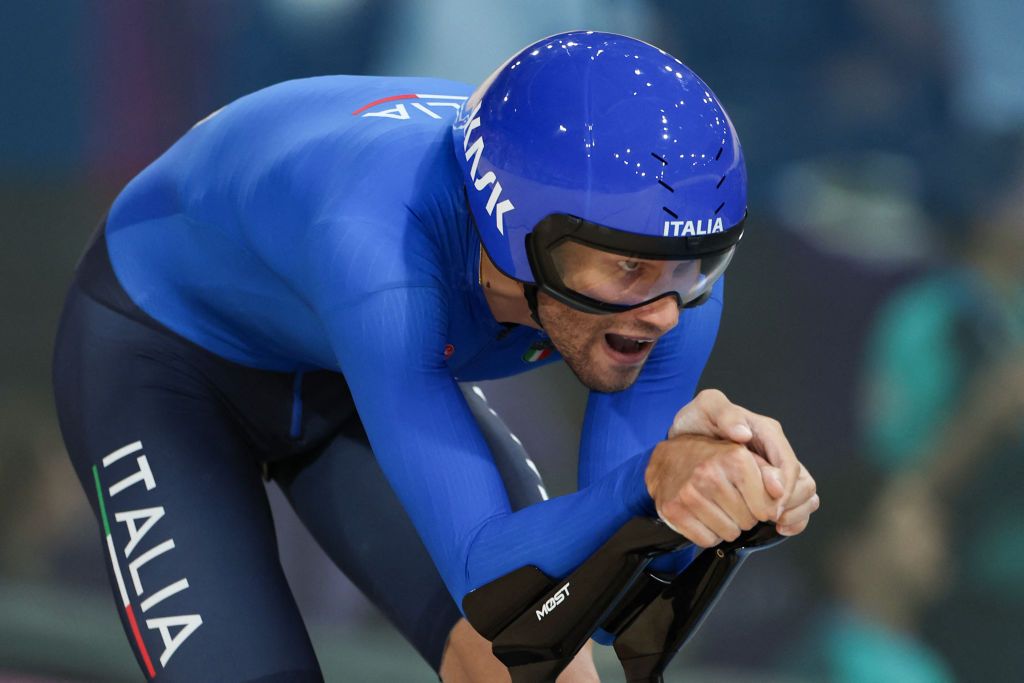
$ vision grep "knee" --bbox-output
[439,619,600,682]
[439,618,510,683]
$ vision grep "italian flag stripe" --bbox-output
[93,465,157,678]
[93,466,111,537]
[524,347,552,362]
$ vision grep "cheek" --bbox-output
[540,304,604,350]
[567,314,607,346]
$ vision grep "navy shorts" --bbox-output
[52,224,547,681]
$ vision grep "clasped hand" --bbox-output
[645,389,819,547]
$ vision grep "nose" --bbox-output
[630,295,679,332]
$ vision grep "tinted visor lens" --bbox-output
[548,239,734,308]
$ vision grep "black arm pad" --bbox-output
[461,516,687,683]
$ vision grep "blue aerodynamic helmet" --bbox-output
[453,30,747,316]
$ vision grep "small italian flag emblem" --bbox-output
[93,465,158,678]
[522,339,555,363]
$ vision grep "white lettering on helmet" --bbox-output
[535,582,571,621]
[662,216,724,237]
[462,103,515,235]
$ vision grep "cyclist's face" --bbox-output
[537,291,680,392]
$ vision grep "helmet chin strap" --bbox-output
[523,283,544,329]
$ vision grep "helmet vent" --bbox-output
[716,175,726,189]
[715,147,723,161]
[657,179,674,192]
[651,152,668,165]
[663,207,679,219]
[714,202,725,215]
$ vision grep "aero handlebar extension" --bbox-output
[462,518,784,683]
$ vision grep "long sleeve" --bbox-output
[579,278,724,575]
[322,284,659,605]
[579,278,724,484]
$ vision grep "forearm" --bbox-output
[462,449,655,598]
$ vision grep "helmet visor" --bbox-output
[548,238,734,309]
[526,212,745,314]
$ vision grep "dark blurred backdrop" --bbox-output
[3,1,1022,681]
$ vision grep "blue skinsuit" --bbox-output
[104,75,721,609]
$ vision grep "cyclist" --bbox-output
[53,31,818,681]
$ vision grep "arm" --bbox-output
[578,280,724,577]
[580,277,816,551]
[579,279,724,487]
[323,285,657,603]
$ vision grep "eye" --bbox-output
[618,260,641,272]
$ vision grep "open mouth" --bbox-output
[603,333,656,364]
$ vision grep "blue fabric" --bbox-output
[104,75,722,605]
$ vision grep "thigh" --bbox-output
[271,415,462,674]
[271,383,550,674]
[53,287,322,682]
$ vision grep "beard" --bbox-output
[537,295,652,393]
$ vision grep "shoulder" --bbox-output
[228,77,473,299]
[182,75,473,186]
[195,74,473,128]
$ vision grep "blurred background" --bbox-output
[2,1,1022,681]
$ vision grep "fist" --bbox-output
[668,389,818,535]
[645,434,779,548]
